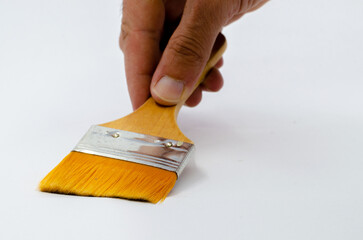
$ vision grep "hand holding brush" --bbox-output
[40,0,269,203]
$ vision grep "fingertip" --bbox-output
[184,87,202,107]
[215,58,223,68]
[201,67,224,92]
[128,78,152,110]
[151,75,184,106]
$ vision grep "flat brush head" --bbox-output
[38,99,192,204]
[39,152,177,203]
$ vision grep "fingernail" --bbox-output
[153,76,184,103]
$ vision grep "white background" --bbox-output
[1,0,362,239]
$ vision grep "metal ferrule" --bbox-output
[72,125,195,177]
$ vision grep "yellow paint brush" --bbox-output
[39,34,226,203]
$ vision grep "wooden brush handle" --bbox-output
[175,33,227,112]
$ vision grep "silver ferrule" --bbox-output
[72,125,195,177]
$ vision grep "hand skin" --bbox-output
[120,0,269,110]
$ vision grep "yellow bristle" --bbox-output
[39,152,177,203]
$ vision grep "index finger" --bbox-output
[120,0,165,110]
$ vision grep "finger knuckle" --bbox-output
[169,34,205,64]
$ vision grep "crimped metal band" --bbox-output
[72,125,194,177]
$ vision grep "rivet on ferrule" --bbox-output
[112,133,120,138]
[164,142,173,148]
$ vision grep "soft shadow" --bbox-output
[168,159,206,197]
[169,110,242,197]
[178,110,241,149]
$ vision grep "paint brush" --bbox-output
[39,34,226,203]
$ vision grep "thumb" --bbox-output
[150,1,228,106]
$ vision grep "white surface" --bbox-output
[1,0,362,239]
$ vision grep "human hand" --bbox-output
[120,0,269,110]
